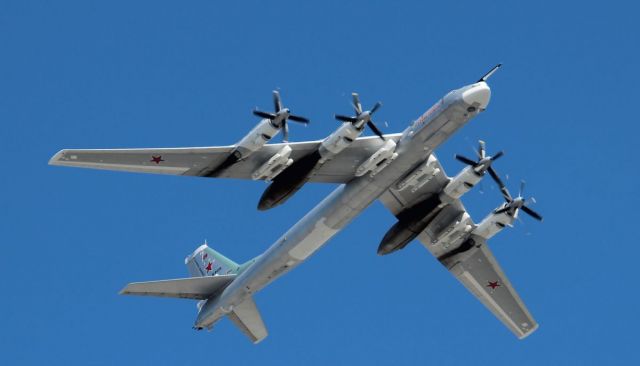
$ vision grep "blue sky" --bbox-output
[1,0,638,364]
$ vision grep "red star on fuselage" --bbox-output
[487,281,500,289]
[150,155,164,164]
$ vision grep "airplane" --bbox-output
[49,64,541,343]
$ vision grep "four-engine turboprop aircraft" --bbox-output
[49,64,541,343]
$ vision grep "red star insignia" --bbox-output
[487,281,500,289]
[205,262,212,272]
[150,155,164,164]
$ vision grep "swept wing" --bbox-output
[378,154,537,339]
[49,134,401,183]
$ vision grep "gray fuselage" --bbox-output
[195,82,489,328]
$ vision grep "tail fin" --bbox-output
[120,244,241,306]
[185,243,240,277]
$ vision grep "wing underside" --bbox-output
[432,236,538,338]
[49,134,401,183]
[378,154,537,339]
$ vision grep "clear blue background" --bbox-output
[1,1,638,364]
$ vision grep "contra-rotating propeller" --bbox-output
[493,179,543,222]
[455,140,505,183]
[253,91,309,142]
[334,93,385,140]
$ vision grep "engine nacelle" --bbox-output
[318,123,361,160]
[235,119,280,157]
[425,210,474,247]
[396,154,440,193]
[377,194,444,255]
[472,208,516,240]
[251,145,294,181]
[441,165,482,200]
[355,139,398,177]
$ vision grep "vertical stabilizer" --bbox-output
[185,243,240,277]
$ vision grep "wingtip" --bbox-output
[252,333,268,344]
[48,149,66,166]
[118,285,132,296]
[517,322,539,340]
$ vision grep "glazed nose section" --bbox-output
[462,82,491,110]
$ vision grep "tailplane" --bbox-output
[120,242,242,300]
[120,242,268,343]
[120,275,236,299]
[228,296,268,343]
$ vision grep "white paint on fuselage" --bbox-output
[195,82,489,329]
[288,218,338,260]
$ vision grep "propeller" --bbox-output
[493,179,543,222]
[253,90,309,142]
[334,93,385,140]
[454,140,505,188]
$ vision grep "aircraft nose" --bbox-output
[462,82,491,110]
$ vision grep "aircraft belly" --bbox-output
[288,218,338,260]
[205,94,476,324]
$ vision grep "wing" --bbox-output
[378,152,453,216]
[49,134,400,183]
[378,154,537,339]
[436,235,538,339]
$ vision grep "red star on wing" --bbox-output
[205,262,213,272]
[150,155,164,164]
[487,281,500,289]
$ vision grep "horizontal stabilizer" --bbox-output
[228,297,268,344]
[119,275,236,300]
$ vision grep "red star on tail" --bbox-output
[150,155,164,164]
[205,262,212,272]
[487,281,500,289]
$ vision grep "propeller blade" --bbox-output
[273,90,282,112]
[367,120,385,140]
[477,63,502,83]
[282,121,289,142]
[455,154,477,166]
[478,140,486,159]
[521,205,543,221]
[352,93,362,115]
[491,150,504,161]
[519,180,526,198]
[370,101,382,114]
[495,206,511,215]
[254,110,276,120]
[487,166,512,201]
[288,114,310,123]
[335,114,358,123]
